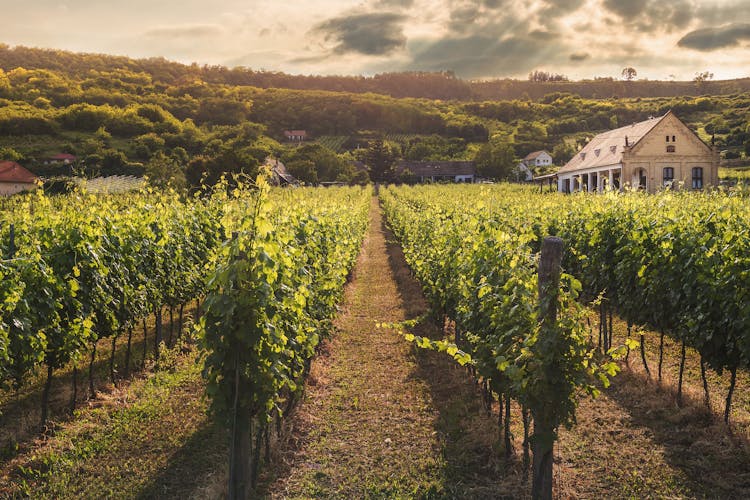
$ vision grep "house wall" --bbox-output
[622,114,718,193]
[0,182,37,196]
[533,152,552,166]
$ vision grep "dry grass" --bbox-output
[262,198,515,499]
[552,312,750,499]
[0,307,229,499]
[0,303,199,460]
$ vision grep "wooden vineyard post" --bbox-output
[532,236,563,500]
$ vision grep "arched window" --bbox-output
[666,145,676,153]
[663,167,674,186]
[692,167,703,189]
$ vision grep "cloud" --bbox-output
[144,23,223,38]
[601,0,694,32]
[404,33,563,78]
[372,0,415,8]
[602,0,647,19]
[312,12,407,55]
[569,52,590,61]
[678,23,750,51]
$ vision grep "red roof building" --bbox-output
[46,153,77,164]
[0,161,39,195]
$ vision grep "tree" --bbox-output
[474,138,516,180]
[621,67,637,81]
[286,159,318,185]
[363,138,396,182]
[694,71,714,93]
[145,152,186,189]
[551,142,577,165]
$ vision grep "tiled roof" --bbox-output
[49,153,77,161]
[396,160,475,177]
[557,114,667,174]
[524,150,549,161]
[0,161,38,183]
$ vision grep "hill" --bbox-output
[0,44,748,184]
[2,44,750,101]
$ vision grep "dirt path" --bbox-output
[264,198,513,499]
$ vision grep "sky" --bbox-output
[2,0,750,81]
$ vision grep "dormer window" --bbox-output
[594,149,601,157]
[610,145,617,153]
[667,145,676,153]
[580,152,586,160]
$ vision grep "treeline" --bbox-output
[3,44,750,102]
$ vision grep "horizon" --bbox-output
[2,0,749,81]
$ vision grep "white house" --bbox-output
[517,150,553,181]
[557,111,718,194]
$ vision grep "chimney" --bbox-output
[625,136,629,147]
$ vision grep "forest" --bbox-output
[1,45,749,186]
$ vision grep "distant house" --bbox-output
[283,130,307,142]
[0,161,39,196]
[264,157,297,186]
[517,150,553,181]
[557,111,719,193]
[395,160,475,183]
[45,153,77,165]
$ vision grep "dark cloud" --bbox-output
[312,12,407,55]
[529,29,557,40]
[569,52,590,61]
[541,0,585,16]
[144,24,222,38]
[448,5,481,33]
[602,0,694,32]
[695,1,750,26]
[405,33,563,78]
[678,23,750,51]
[602,0,647,19]
[372,0,415,8]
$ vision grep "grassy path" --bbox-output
[264,197,511,498]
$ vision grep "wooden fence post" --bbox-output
[532,236,563,500]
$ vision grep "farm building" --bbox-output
[557,111,718,193]
[284,130,307,142]
[395,160,475,183]
[517,150,553,181]
[45,153,77,164]
[264,157,298,186]
[0,161,39,196]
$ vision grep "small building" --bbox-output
[283,130,307,142]
[517,151,553,181]
[45,153,77,165]
[395,160,475,183]
[264,157,297,186]
[557,111,718,193]
[0,161,39,196]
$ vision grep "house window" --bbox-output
[666,135,670,142]
[663,167,674,186]
[692,167,703,189]
[666,145,676,153]
[672,135,676,142]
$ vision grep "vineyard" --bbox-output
[0,179,370,497]
[313,135,350,153]
[1,182,750,498]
